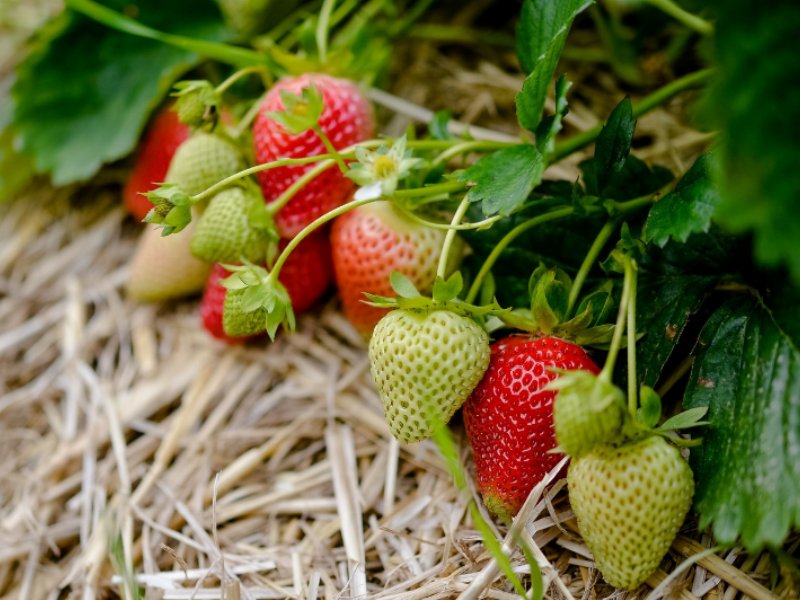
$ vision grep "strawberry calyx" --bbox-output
[346,136,424,197]
[493,264,617,347]
[171,80,220,130]
[220,263,295,340]
[364,271,507,322]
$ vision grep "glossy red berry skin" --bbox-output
[124,107,189,221]
[200,231,334,342]
[463,335,600,520]
[253,74,374,238]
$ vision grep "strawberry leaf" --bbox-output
[583,97,636,197]
[684,295,800,550]
[701,0,800,282]
[432,272,463,304]
[658,407,708,432]
[645,155,721,247]
[515,0,593,132]
[535,74,571,156]
[455,145,545,216]
[10,0,228,186]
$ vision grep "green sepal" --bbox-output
[637,385,662,428]
[657,406,709,432]
[529,264,571,334]
[221,264,295,341]
[432,272,464,303]
[602,225,644,273]
[171,79,219,129]
[574,281,616,327]
[390,271,421,299]
[143,183,194,234]
[266,85,325,135]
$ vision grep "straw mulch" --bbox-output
[1,4,796,599]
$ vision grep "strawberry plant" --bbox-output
[3,0,800,597]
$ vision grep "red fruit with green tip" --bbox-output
[124,107,189,221]
[463,335,600,521]
[253,74,375,238]
[330,201,454,338]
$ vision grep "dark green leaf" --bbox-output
[11,0,228,185]
[645,155,721,247]
[515,0,593,131]
[592,97,635,195]
[635,248,719,387]
[701,0,800,282]
[684,296,800,549]
[583,154,673,201]
[456,145,545,216]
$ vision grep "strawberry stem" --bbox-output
[626,258,639,416]
[566,220,617,319]
[393,181,466,198]
[269,195,381,280]
[464,207,575,305]
[215,66,269,96]
[436,195,470,279]
[431,140,519,168]
[600,254,635,383]
[551,68,713,161]
[396,205,503,231]
[316,0,336,65]
[645,0,713,35]
[232,91,268,139]
[312,124,349,173]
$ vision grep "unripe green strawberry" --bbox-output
[190,187,271,263]
[127,222,211,302]
[567,435,694,590]
[552,370,626,457]
[222,286,268,337]
[369,308,490,443]
[166,132,245,198]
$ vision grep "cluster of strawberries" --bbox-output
[124,73,694,592]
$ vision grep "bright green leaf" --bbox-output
[658,407,708,432]
[11,0,228,185]
[684,296,800,550]
[637,386,662,428]
[591,97,635,195]
[645,155,721,247]
[515,0,592,132]
[456,145,545,216]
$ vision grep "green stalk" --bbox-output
[192,154,340,203]
[266,159,337,215]
[645,0,713,36]
[396,206,502,231]
[464,207,575,305]
[393,181,466,198]
[599,255,634,382]
[312,125,349,173]
[566,221,617,318]
[552,69,713,161]
[316,0,336,64]
[215,66,267,96]
[66,0,265,68]
[436,196,470,279]
[270,196,380,279]
[626,259,639,417]
[432,140,517,168]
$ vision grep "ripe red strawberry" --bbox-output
[123,106,189,221]
[202,231,334,341]
[330,201,455,338]
[253,74,375,238]
[463,335,600,521]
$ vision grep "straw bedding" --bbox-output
[1,4,796,599]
